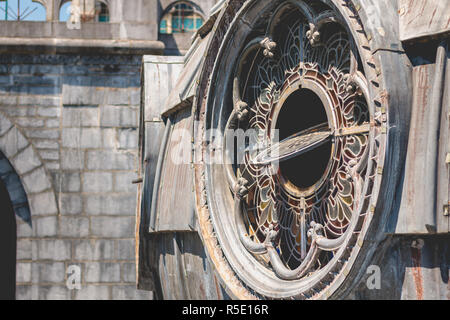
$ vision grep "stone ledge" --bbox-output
[0,38,165,55]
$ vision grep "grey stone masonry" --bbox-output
[0,54,151,300]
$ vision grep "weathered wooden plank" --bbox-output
[154,107,197,232]
[151,232,226,300]
[162,31,212,117]
[137,55,185,291]
[398,0,450,42]
[436,52,450,233]
[396,45,449,234]
[142,55,184,122]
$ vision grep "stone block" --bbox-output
[36,106,61,118]
[45,118,60,128]
[74,285,110,300]
[85,262,121,283]
[61,149,85,170]
[100,106,138,128]
[118,128,137,149]
[62,128,102,149]
[33,139,59,150]
[34,216,58,237]
[16,239,32,260]
[32,285,71,300]
[18,96,60,107]
[73,239,115,261]
[121,263,136,283]
[0,126,30,159]
[44,161,60,171]
[59,193,83,215]
[114,171,137,193]
[16,285,32,300]
[26,129,59,139]
[11,144,41,175]
[16,262,32,283]
[90,217,134,238]
[116,239,135,261]
[58,217,89,238]
[39,150,59,161]
[111,286,153,300]
[62,107,99,127]
[2,106,36,117]
[58,172,81,192]
[86,150,135,170]
[34,239,72,261]
[14,117,45,128]
[21,167,52,194]
[31,262,65,283]
[28,191,58,216]
[82,172,113,193]
[16,218,33,238]
[101,128,117,148]
[84,194,136,215]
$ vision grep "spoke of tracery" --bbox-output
[222,1,372,280]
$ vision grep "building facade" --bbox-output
[0,0,217,300]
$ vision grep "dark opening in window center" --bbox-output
[275,88,332,189]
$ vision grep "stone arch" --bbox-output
[0,111,58,223]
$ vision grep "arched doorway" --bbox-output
[0,177,16,300]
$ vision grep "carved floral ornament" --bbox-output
[194,0,388,299]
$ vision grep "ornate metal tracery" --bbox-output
[194,0,389,299]
[223,2,372,280]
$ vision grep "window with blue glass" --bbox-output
[159,1,204,34]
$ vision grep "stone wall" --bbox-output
[0,53,152,300]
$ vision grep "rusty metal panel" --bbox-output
[398,0,450,42]
[396,44,449,234]
[153,107,196,232]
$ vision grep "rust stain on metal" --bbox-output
[410,241,424,300]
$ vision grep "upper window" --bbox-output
[95,1,109,22]
[159,1,204,34]
[0,0,46,21]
